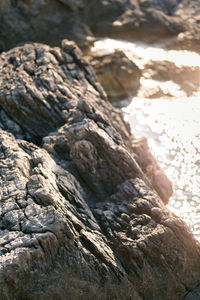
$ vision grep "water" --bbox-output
[91,38,200,240]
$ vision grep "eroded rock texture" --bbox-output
[0,40,171,201]
[0,41,200,300]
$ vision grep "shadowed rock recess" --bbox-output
[0,41,200,300]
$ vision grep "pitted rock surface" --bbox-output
[0,129,200,299]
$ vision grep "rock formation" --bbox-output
[0,40,171,201]
[0,0,200,53]
[88,51,141,101]
[0,40,200,300]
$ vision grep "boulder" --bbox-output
[88,51,141,101]
[0,40,200,300]
[0,40,106,143]
[89,0,200,53]
[168,29,200,53]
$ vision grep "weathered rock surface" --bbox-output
[0,41,200,299]
[167,0,200,52]
[0,40,172,202]
[0,0,95,52]
[88,51,141,101]
[0,40,106,143]
[185,284,200,300]
[0,0,200,53]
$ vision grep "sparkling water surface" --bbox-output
[92,39,200,240]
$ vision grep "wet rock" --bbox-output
[0,40,200,299]
[88,51,141,101]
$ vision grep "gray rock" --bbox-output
[0,0,95,52]
[88,50,141,101]
[89,0,184,41]
[185,284,200,300]
[0,129,200,299]
[0,0,199,54]
[131,137,173,203]
[0,40,106,144]
[0,40,172,202]
[0,41,200,299]
[143,60,200,96]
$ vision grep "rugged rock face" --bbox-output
[88,51,141,101]
[0,41,200,299]
[0,40,105,143]
[0,0,200,53]
[0,40,172,201]
[91,0,200,51]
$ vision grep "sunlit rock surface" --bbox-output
[0,40,200,299]
[0,40,171,202]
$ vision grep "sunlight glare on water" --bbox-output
[123,97,200,240]
[92,38,200,240]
